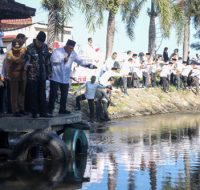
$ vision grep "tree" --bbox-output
[42,0,74,48]
[83,0,146,59]
[41,0,65,49]
[147,0,184,56]
[177,0,200,60]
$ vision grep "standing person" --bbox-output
[5,39,26,116]
[142,53,152,88]
[160,62,171,92]
[48,39,97,115]
[5,33,27,114]
[120,58,132,95]
[74,76,105,122]
[26,31,52,118]
[163,47,169,62]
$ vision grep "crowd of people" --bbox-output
[0,32,97,120]
[96,48,200,96]
[0,34,200,123]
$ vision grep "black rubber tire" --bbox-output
[62,128,88,158]
[12,131,69,162]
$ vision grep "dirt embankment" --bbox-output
[66,87,200,120]
[108,88,200,119]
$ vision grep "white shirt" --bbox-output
[120,61,131,76]
[181,65,192,77]
[50,47,90,84]
[160,65,171,77]
[76,81,104,99]
[104,57,116,71]
[99,70,121,86]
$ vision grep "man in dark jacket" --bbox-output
[95,87,111,122]
[26,31,52,118]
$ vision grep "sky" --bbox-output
[16,0,198,57]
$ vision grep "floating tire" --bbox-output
[12,131,69,162]
[62,128,88,158]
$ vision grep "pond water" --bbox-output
[1,113,200,190]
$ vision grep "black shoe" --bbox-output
[39,113,53,118]
[13,112,22,117]
[59,110,71,114]
[32,113,38,118]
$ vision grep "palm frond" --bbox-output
[155,0,173,38]
[121,0,146,40]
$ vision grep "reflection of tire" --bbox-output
[66,155,87,180]
[15,160,67,190]
[12,131,68,162]
[62,128,88,157]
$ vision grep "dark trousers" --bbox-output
[143,72,149,88]
[76,94,95,120]
[132,72,140,88]
[28,79,47,115]
[151,73,156,87]
[182,76,188,89]
[161,77,169,92]
[175,75,182,90]
[122,77,128,93]
[49,80,69,113]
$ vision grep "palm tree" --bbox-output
[147,0,184,56]
[41,0,74,48]
[177,0,200,60]
[41,0,65,49]
[83,0,146,59]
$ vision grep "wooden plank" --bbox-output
[0,113,82,132]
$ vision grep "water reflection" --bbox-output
[85,113,200,190]
[2,113,200,190]
[0,155,88,190]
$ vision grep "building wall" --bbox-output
[3,23,72,47]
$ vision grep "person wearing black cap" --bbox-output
[25,31,52,118]
[48,39,97,115]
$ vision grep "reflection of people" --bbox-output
[49,39,97,115]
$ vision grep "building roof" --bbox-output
[0,0,36,20]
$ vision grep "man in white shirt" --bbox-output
[160,62,171,92]
[49,39,97,115]
[74,75,105,122]
[104,52,118,72]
